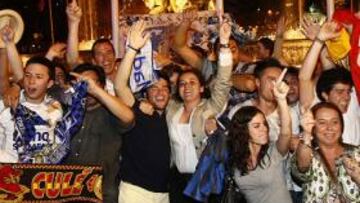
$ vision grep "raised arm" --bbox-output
[295,109,315,172]
[273,16,286,60]
[66,0,82,67]
[299,21,339,109]
[231,74,256,92]
[0,48,9,96]
[114,20,150,107]
[0,25,23,82]
[71,72,134,125]
[172,12,203,70]
[45,42,67,61]
[207,21,233,113]
[273,69,292,155]
[319,47,335,70]
[326,0,335,20]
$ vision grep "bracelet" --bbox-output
[127,45,140,53]
[314,36,325,44]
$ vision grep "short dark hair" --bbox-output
[159,63,183,79]
[254,58,283,79]
[258,37,274,56]
[26,56,55,80]
[285,66,299,78]
[72,63,106,86]
[316,67,353,101]
[91,38,115,58]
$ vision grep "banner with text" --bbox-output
[0,163,103,203]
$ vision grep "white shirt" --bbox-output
[168,106,199,173]
[342,90,360,146]
[290,102,301,135]
[1,92,64,163]
[0,100,17,163]
[16,98,63,151]
[105,78,115,96]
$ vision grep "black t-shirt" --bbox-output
[120,100,171,192]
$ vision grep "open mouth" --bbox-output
[26,87,37,95]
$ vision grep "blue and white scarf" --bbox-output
[13,82,88,164]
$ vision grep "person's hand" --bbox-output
[219,21,231,45]
[0,25,15,45]
[205,117,218,136]
[317,21,341,41]
[301,18,320,40]
[45,43,67,60]
[139,100,154,115]
[343,157,360,185]
[290,135,301,152]
[300,108,315,135]
[3,84,21,110]
[154,52,172,68]
[128,20,151,50]
[182,10,196,23]
[273,68,289,101]
[66,0,82,24]
[69,72,100,95]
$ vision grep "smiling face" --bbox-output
[248,113,269,145]
[314,107,343,147]
[147,78,170,110]
[92,42,116,76]
[23,63,53,104]
[178,72,204,104]
[322,83,352,113]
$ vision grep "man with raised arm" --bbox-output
[115,20,171,203]
[299,21,360,146]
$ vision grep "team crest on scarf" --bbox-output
[12,82,88,164]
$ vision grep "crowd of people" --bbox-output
[0,0,359,203]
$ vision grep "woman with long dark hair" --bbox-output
[228,72,293,203]
[292,102,360,202]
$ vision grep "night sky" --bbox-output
[0,0,324,54]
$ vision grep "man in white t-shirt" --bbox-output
[229,58,285,141]
[299,22,360,146]
[0,100,17,162]
[314,68,360,146]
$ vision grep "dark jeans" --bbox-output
[290,190,303,203]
